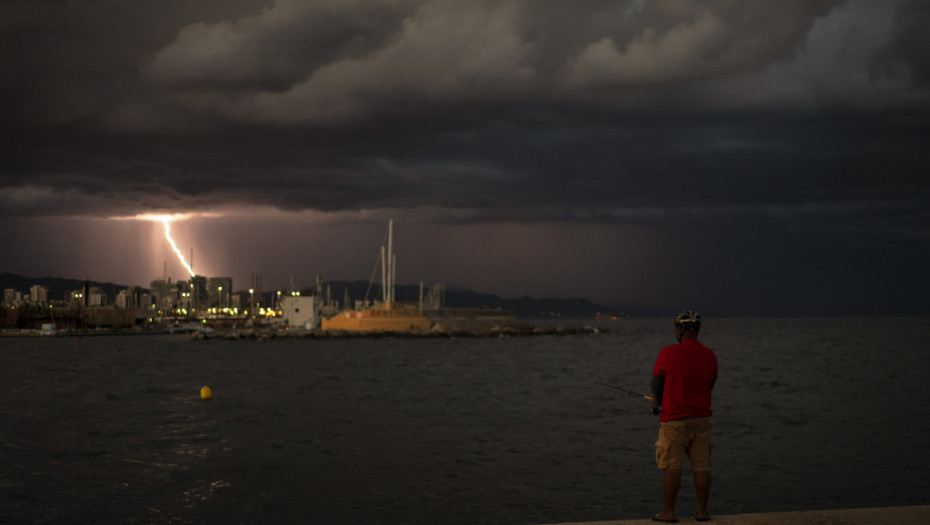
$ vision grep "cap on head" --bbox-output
[674,310,702,330]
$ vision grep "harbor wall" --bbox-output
[543,505,930,525]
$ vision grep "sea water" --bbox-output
[1,318,927,524]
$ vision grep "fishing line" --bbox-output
[593,381,655,402]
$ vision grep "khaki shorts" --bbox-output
[655,417,712,471]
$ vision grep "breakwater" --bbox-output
[190,323,604,340]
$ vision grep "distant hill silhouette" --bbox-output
[310,281,623,318]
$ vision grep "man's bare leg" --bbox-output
[694,470,711,519]
[658,468,681,520]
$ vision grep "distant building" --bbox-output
[4,288,16,306]
[29,285,48,306]
[116,286,142,309]
[150,279,180,312]
[150,279,167,311]
[67,286,107,307]
[175,280,192,313]
[69,289,85,305]
[207,277,233,309]
[190,275,208,313]
[87,286,107,307]
[281,295,321,330]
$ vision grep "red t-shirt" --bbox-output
[653,339,718,422]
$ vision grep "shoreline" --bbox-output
[542,505,930,525]
[0,324,604,339]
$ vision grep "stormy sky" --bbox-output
[2,0,928,316]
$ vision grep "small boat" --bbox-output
[322,302,431,332]
[189,324,215,339]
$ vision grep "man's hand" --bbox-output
[651,404,661,416]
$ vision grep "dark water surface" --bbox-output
[2,318,927,524]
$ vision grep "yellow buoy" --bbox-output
[200,386,213,401]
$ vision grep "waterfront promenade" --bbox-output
[545,505,930,524]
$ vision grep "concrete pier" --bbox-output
[544,505,930,524]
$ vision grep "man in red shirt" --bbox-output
[650,310,717,523]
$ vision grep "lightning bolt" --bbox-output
[114,211,221,278]
[160,218,195,277]
[132,213,197,277]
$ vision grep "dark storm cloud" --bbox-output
[3,0,926,219]
[2,0,929,314]
[131,0,849,124]
[143,0,417,92]
[882,0,930,85]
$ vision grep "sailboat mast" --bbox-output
[380,245,387,303]
[387,220,394,303]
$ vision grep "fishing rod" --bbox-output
[593,381,655,402]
